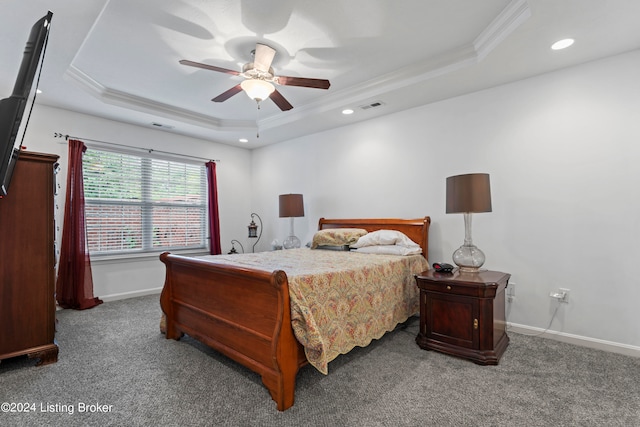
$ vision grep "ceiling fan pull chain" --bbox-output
[256,100,260,138]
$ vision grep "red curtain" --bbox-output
[206,161,222,255]
[55,139,102,310]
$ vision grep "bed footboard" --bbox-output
[159,252,306,411]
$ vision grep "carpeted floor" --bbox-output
[1,295,638,426]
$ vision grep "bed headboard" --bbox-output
[317,217,431,260]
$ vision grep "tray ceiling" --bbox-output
[3,0,640,148]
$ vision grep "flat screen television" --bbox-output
[0,11,53,197]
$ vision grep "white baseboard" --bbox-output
[508,323,640,358]
[99,287,163,302]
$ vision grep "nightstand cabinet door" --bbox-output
[415,270,510,365]
[425,292,478,350]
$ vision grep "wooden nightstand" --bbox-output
[415,269,510,365]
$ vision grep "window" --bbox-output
[83,147,208,256]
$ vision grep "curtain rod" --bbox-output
[52,132,220,163]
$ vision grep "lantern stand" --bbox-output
[248,213,262,253]
[228,239,244,254]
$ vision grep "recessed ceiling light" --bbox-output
[342,109,354,115]
[551,38,574,50]
[238,138,248,143]
[36,89,42,94]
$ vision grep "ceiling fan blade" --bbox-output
[179,59,240,76]
[276,75,330,90]
[253,43,276,72]
[270,89,293,111]
[212,85,243,102]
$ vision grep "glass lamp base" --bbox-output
[452,244,486,272]
[283,235,301,249]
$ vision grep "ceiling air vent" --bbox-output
[151,122,174,129]
[359,101,385,110]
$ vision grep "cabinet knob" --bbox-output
[446,285,451,290]
[474,318,478,329]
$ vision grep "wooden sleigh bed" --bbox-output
[160,217,430,411]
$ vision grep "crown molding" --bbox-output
[64,64,256,132]
[474,0,532,61]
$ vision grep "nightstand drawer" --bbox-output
[418,280,485,297]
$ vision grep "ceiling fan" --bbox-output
[179,43,331,111]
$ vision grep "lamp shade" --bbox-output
[241,79,275,101]
[446,173,492,214]
[279,194,304,218]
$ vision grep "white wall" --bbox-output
[21,49,640,354]
[23,106,252,300]
[251,49,640,353]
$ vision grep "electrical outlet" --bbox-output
[507,282,515,302]
[549,288,570,303]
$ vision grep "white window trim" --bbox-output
[83,145,209,259]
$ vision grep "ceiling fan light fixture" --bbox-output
[241,79,275,102]
[180,42,329,111]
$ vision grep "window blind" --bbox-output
[82,148,208,255]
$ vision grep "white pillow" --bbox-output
[350,229,420,249]
[354,245,422,256]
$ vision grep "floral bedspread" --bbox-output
[199,248,429,374]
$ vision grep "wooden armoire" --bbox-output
[0,151,59,365]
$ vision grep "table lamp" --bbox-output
[446,173,492,272]
[279,194,304,249]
